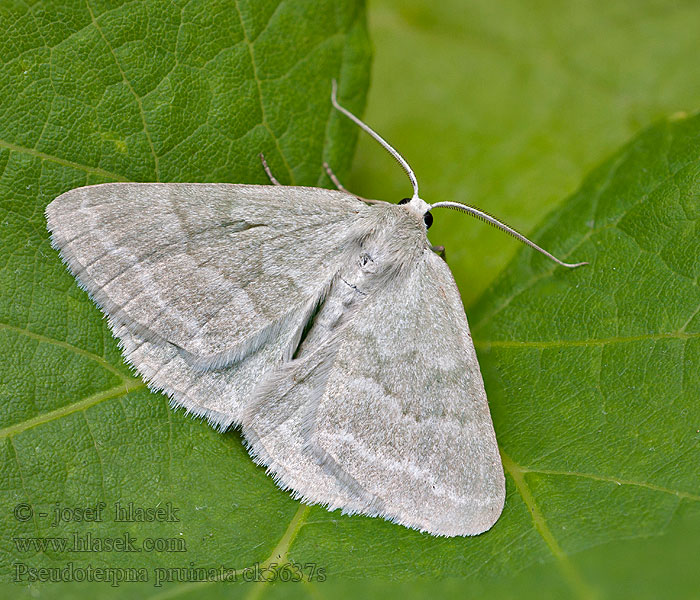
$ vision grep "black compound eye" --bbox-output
[423,211,433,229]
[398,198,411,205]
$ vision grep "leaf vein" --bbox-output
[0,381,144,439]
[501,449,596,600]
[8,437,43,543]
[0,321,132,381]
[521,466,700,502]
[145,504,311,599]
[476,330,700,349]
[84,0,160,180]
[0,138,128,181]
[233,0,294,184]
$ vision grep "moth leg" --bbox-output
[259,153,282,186]
[322,161,381,205]
[322,161,350,193]
[430,245,446,260]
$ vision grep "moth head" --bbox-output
[398,196,433,230]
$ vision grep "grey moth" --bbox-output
[45,81,585,537]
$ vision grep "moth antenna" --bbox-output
[331,79,420,200]
[429,201,588,268]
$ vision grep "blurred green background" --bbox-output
[351,0,699,307]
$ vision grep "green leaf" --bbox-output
[2,2,699,600]
[471,111,700,598]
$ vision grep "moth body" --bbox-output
[46,181,505,536]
